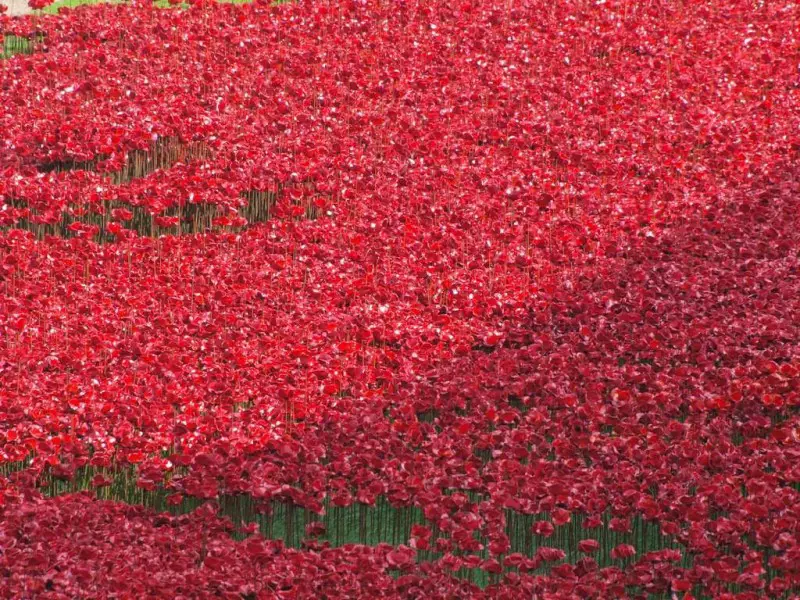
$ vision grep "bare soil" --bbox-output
[2,0,34,16]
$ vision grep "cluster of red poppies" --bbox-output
[1,0,799,597]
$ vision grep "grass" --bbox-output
[43,0,126,12]
[41,0,265,13]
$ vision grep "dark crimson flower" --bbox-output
[385,546,415,571]
[537,547,566,563]
[610,544,636,560]
[531,521,554,537]
[305,521,326,537]
[578,539,600,554]
[481,558,502,574]
[551,508,571,526]
[90,474,112,488]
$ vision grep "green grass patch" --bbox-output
[41,0,271,13]
[42,0,125,12]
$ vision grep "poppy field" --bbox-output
[1,0,799,597]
